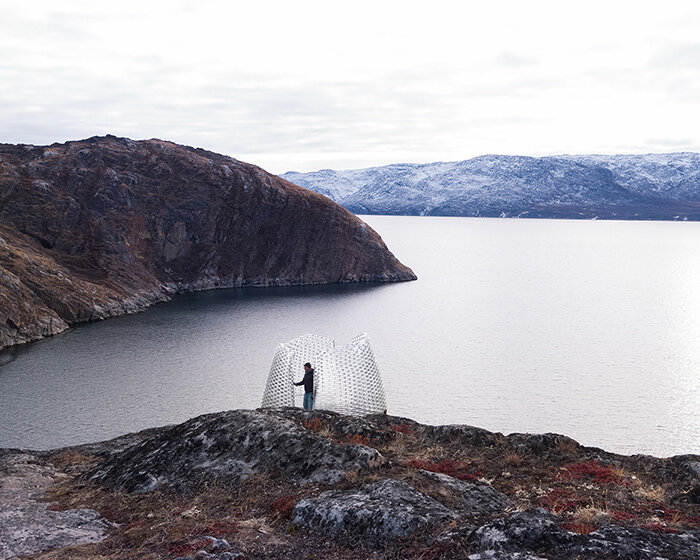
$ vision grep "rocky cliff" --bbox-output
[0,136,415,350]
[1,409,698,559]
[281,153,700,219]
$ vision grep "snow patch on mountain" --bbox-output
[280,153,700,220]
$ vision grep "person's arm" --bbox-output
[293,379,303,386]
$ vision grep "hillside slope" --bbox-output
[0,136,415,350]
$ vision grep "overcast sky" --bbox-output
[2,1,700,173]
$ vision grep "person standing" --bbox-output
[294,362,314,410]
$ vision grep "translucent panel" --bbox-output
[260,333,387,415]
[261,334,335,408]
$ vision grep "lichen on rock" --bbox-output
[83,408,384,492]
[291,478,456,542]
[0,450,112,560]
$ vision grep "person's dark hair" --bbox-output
[304,362,312,368]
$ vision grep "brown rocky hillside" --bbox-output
[0,136,415,350]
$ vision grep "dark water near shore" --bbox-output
[1,216,698,456]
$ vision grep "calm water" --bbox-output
[1,216,698,457]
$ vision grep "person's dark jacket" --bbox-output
[294,369,314,393]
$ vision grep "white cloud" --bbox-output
[2,0,700,172]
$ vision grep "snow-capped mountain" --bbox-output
[280,153,700,220]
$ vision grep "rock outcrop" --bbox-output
[292,478,455,542]
[418,470,512,515]
[0,136,415,350]
[0,450,111,560]
[2,409,698,559]
[83,409,384,492]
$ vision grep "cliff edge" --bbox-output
[0,136,415,350]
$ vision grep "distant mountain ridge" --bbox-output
[281,153,700,220]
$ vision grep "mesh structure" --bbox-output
[260,333,387,416]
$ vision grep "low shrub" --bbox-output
[558,460,629,486]
[271,495,298,519]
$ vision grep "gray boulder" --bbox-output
[83,409,383,492]
[419,469,512,515]
[470,508,574,553]
[422,424,504,447]
[292,478,455,542]
[573,525,700,559]
[506,432,580,455]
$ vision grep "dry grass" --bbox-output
[613,464,628,480]
[37,469,302,559]
[302,417,333,438]
[48,451,99,472]
[505,452,524,466]
[571,505,608,524]
[344,470,359,484]
[633,484,666,503]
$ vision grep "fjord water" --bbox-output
[1,216,698,456]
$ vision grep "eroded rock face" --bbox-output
[0,136,415,350]
[291,478,455,542]
[0,450,111,560]
[83,408,384,492]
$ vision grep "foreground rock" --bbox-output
[1,409,698,559]
[418,469,512,515]
[83,408,384,492]
[470,509,575,554]
[292,478,455,542]
[0,136,415,350]
[0,450,111,560]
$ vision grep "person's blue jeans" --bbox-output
[303,392,314,410]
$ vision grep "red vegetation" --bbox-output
[539,488,586,513]
[558,460,629,486]
[271,495,298,519]
[391,422,415,435]
[654,510,700,527]
[335,433,372,446]
[303,417,325,432]
[407,459,483,481]
[642,523,681,534]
